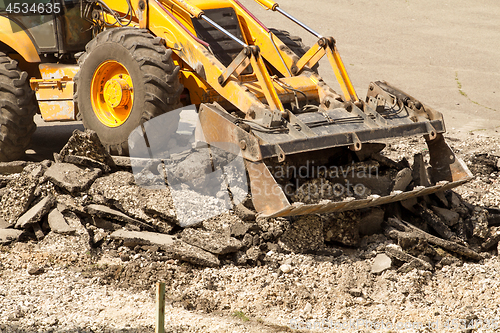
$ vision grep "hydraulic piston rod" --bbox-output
[201,15,248,48]
[254,0,322,38]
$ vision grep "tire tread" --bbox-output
[0,52,38,161]
[74,28,182,155]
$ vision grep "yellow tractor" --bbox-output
[0,0,472,217]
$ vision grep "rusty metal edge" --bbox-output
[262,176,473,218]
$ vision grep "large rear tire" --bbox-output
[270,28,319,73]
[75,28,183,155]
[0,52,37,162]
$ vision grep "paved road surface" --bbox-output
[239,0,500,132]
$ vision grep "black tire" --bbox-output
[0,52,38,162]
[75,28,183,155]
[270,28,319,73]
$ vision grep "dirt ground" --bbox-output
[6,0,500,332]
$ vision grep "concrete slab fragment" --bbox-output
[47,208,76,235]
[0,229,23,244]
[45,163,101,194]
[15,195,55,229]
[371,253,392,274]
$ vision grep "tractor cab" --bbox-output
[0,0,91,57]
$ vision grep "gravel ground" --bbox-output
[1,132,500,333]
[1,226,500,333]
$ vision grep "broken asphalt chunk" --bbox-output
[0,164,40,226]
[486,208,500,226]
[0,229,23,244]
[470,206,490,239]
[412,153,431,187]
[58,129,116,168]
[230,221,255,237]
[110,230,220,267]
[431,206,460,226]
[322,212,359,247]
[385,217,482,261]
[47,208,76,235]
[371,152,405,170]
[392,168,412,192]
[281,215,324,252]
[15,195,55,229]
[142,187,177,224]
[234,202,256,222]
[89,172,175,233]
[180,228,243,254]
[0,174,17,188]
[90,217,122,231]
[36,211,91,254]
[45,163,101,194]
[62,155,111,173]
[85,204,155,232]
[55,195,86,215]
[416,204,458,241]
[32,222,45,240]
[481,226,500,251]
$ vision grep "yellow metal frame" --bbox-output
[0,16,40,63]
[143,0,336,125]
[30,64,79,121]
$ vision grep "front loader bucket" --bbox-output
[198,81,473,218]
[247,133,472,217]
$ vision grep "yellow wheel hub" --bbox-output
[91,60,134,127]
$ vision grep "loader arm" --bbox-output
[295,38,359,102]
[253,0,359,102]
[149,0,302,126]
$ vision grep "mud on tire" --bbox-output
[75,28,183,156]
[0,52,38,162]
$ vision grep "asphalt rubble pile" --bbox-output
[1,129,500,276]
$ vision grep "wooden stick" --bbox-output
[156,282,165,333]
